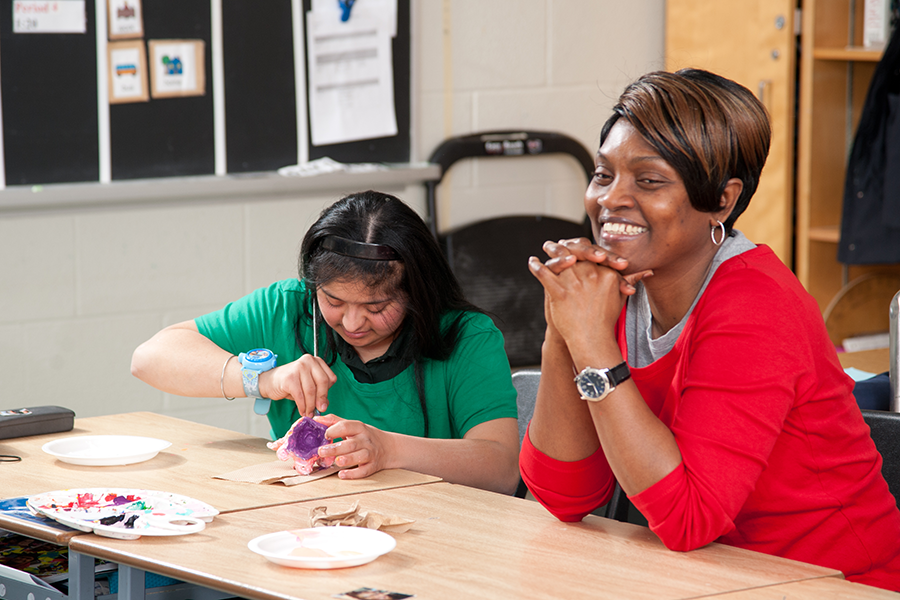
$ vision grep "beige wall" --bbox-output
[0,0,664,437]
[417,1,665,232]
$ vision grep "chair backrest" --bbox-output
[510,368,632,522]
[862,409,900,508]
[512,369,541,449]
[425,130,595,368]
[441,216,590,368]
[822,273,900,347]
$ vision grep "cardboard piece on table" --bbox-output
[213,460,339,487]
[307,500,415,533]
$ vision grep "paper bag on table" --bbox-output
[308,500,415,533]
[213,460,339,486]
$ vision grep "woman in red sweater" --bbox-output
[522,68,900,590]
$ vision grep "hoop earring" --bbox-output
[711,220,726,246]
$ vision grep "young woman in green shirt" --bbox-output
[132,191,519,494]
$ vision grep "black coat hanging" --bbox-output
[838,23,900,264]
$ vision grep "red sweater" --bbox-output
[520,246,900,590]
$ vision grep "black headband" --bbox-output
[320,235,401,261]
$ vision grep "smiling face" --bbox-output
[316,278,408,362]
[586,119,723,280]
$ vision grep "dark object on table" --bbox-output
[853,372,891,411]
[0,406,75,440]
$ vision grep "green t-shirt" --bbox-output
[195,279,518,440]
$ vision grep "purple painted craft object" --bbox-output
[284,418,328,460]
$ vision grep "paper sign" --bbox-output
[13,1,86,34]
[306,4,397,146]
[148,39,206,99]
[107,0,143,39]
[108,41,149,103]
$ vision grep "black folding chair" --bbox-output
[425,131,594,367]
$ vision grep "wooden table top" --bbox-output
[0,412,439,542]
[69,482,842,600]
[706,576,898,599]
[838,348,890,375]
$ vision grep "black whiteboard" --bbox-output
[0,0,100,186]
[110,0,214,180]
[222,0,297,174]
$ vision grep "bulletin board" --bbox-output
[221,1,297,174]
[0,0,410,187]
[110,0,215,180]
[0,0,101,185]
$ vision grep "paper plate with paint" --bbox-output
[27,488,217,540]
[42,435,171,466]
[248,527,396,569]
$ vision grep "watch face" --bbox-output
[576,369,610,400]
[245,349,273,364]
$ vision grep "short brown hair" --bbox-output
[600,69,771,232]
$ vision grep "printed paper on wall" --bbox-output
[108,40,149,103]
[147,39,206,99]
[107,0,143,39]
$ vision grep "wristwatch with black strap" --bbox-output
[574,362,631,402]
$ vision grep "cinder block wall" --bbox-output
[0,1,663,437]
[417,1,665,231]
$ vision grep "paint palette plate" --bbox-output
[42,435,171,466]
[27,488,218,540]
[248,527,396,569]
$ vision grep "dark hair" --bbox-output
[600,68,771,232]
[295,190,479,435]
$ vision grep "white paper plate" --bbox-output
[248,527,396,569]
[27,488,218,540]
[42,435,171,466]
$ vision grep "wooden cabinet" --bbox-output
[666,0,797,266]
[669,0,899,344]
[795,0,900,327]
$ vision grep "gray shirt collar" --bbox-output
[625,230,756,368]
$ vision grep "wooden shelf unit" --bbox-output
[795,0,900,313]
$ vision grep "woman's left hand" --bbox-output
[314,413,397,480]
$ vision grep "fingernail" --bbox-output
[528,257,540,270]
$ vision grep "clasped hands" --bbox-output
[528,237,653,345]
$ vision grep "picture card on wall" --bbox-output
[108,40,149,103]
[107,0,143,39]
[148,39,206,99]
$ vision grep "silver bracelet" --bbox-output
[221,355,236,401]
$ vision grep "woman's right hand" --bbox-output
[260,354,337,417]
